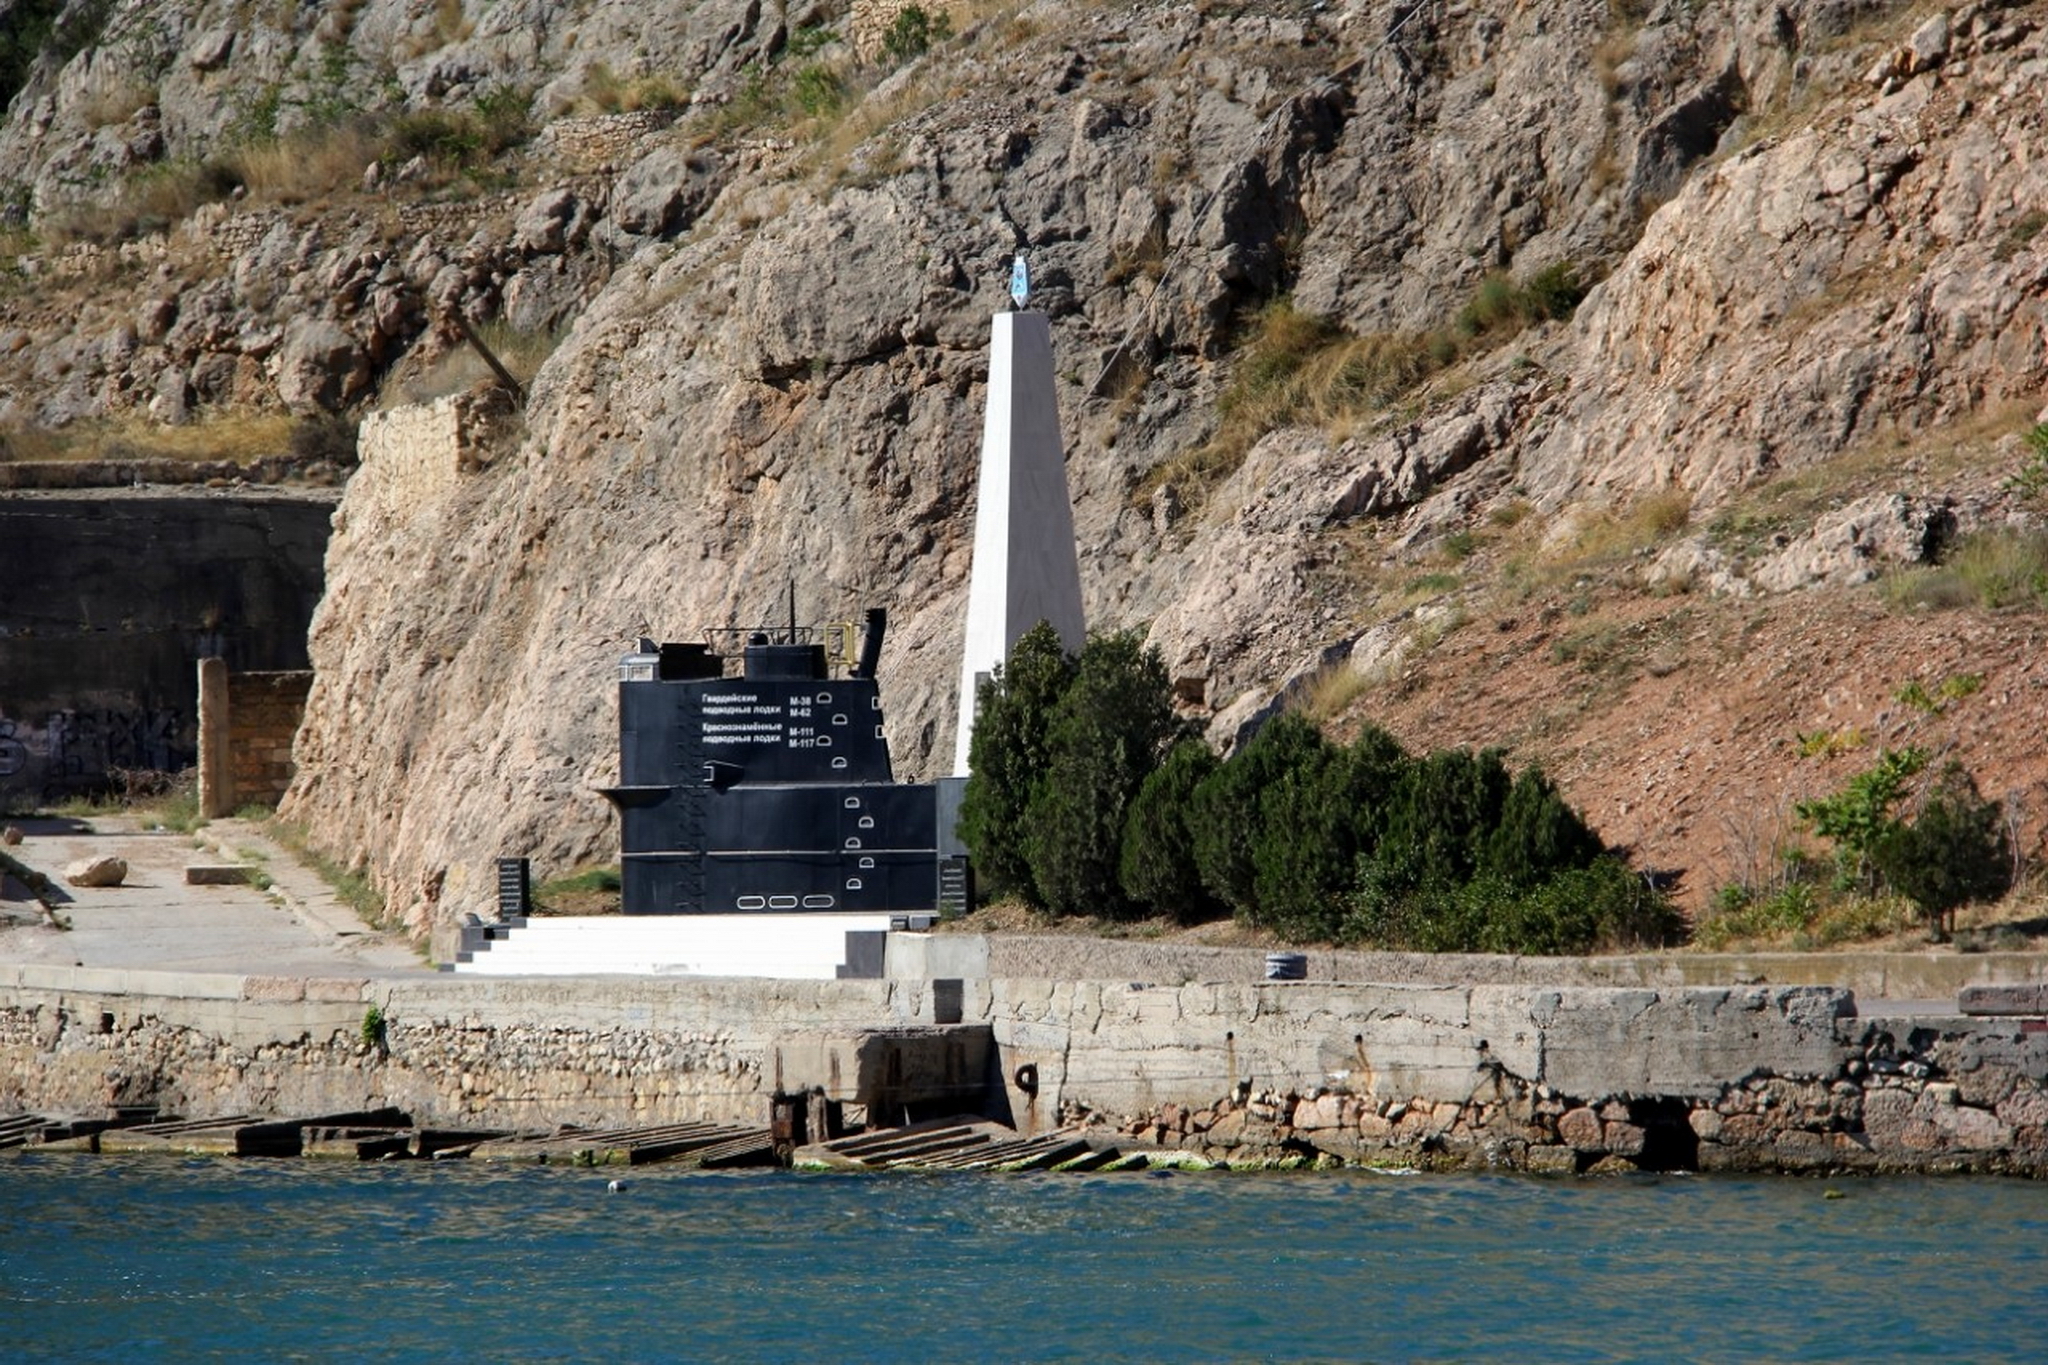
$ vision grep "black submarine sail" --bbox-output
[601,605,970,916]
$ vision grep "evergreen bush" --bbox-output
[1346,857,1676,955]
[1187,711,1329,922]
[1354,747,1513,914]
[1023,632,1185,918]
[956,623,1073,903]
[1120,738,1221,921]
[1250,724,1408,940]
[1481,765,1605,889]
[881,5,954,62]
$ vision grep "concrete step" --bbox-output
[451,912,900,978]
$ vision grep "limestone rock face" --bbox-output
[275,321,371,416]
[1521,34,2048,507]
[1748,493,1960,592]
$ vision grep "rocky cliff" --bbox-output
[2,0,2044,938]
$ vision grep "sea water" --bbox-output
[4,1152,2045,1363]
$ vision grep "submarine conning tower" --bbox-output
[601,608,970,917]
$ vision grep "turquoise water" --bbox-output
[4,1154,2046,1363]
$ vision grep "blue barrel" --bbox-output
[1264,952,1307,981]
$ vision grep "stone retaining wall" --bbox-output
[2,965,2043,1174]
[531,111,678,171]
[0,967,928,1129]
[199,663,313,816]
[0,454,313,490]
[976,934,2048,1000]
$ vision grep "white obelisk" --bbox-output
[952,260,1086,775]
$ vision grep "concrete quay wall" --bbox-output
[0,966,929,1130]
[972,978,2048,1174]
[971,936,2048,1000]
[3,964,2045,1174]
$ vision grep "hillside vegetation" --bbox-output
[0,0,2044,947]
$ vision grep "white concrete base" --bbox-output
[449,913,910,979]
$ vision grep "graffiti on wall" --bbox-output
[0,717,25,779]
[0,708,191,801]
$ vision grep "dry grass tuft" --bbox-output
[565,63,690,116]
[1293,660,1376,723]
[390,320,566,406]
[79,79,157,130]
[44,90,534,246]
[1139,265,1587,514]
[230,124,385,205]
[1883,529,2048,613]
[0,409,298,465]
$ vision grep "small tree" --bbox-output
[1024,632,1186,918]
[881,4,953,62]
[956,623,1073,903]
[1870,762,2013,940]
[1120,738,1221,921]
[1795,745,1927,890]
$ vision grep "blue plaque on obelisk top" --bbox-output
[1009,254,1030,309]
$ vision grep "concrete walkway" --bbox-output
[0,814,427,977]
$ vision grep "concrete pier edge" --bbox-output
[5,945,2046,1175]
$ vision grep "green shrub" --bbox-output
[1489,858,1679,953]
[1870,763,2012,938]
[1522,261,1588,320]
[2006,422,2048,500]
[1347,858,1676,955]
[1355,747,1514,907]
[1120,738,1222,921]
[1023,632,1186,918]
[1250,725,1409,940]
[1694,879,1817,948]
[1881,566,1978,611]
[1455,261,1587,339]
[1795,746,1926,889]
[1481,766,1606,890]
[1188,711,1330,921]
[790,63,847,119]
[957,623,1074,903]
[882,5,953,62]
[1950,529,2048,609]
[1894,673,1983,715]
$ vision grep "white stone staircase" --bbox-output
[447,913,931,979]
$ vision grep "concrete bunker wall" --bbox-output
[0,495,331,804]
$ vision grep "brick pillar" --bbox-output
[197,657,232,818]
